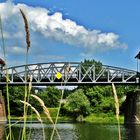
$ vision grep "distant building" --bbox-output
[33,87,44,94]
[0,59,5,68]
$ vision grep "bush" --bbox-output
[63,89,90,118]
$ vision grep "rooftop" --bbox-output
[0,59,5,65]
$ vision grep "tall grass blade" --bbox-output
[20,9,30,140]
[20,100,41,122]
[31,94,53,122]
[20,100,45,140]
[50,74,69,140]
[50,83,64,140]
[26,75,32,140]
[28,75,32,93]
[135,115,140,124]
[20,9,30,52]
[31,94,61,140]
[112,83,121,140]
[0,15,12,140]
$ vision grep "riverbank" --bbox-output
[85,113,124,124]
[10,108,74,123]
[10,115,124,124]
[10,113,124,124]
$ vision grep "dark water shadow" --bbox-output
[125,124,140,140]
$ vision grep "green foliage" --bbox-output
[80,59,102,80]
[38,86,61,107]
[115,85,135,98]
[62,89,72,99]
[74,84,134,116]
[82,59,102,69]
[4,86,41,116]
[85,114,124,124]
[81,59,102,74]
[98,97,115,113]
[79,86,115,114]
[6,86,25,116]
[3,86,61,116]
[64,89,90,117]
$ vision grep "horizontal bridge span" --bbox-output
[0,62,139,86]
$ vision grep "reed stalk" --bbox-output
[19,9,30,52]
[20,100,45,140]
[112,83,121,140]
[0,15,12,140]
[27,109,33,140]
[31,94,61,140]
[22,68,27,140]
[20,101,41,122]
[50,83,64,140]
[135,115,140,124]
[27,75,33,140]
[20,9,30,140]
[50,68,70,140]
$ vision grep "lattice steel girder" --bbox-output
[0,62,138,85]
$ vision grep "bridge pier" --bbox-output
[0,90,6,123]
[124,90,140,125]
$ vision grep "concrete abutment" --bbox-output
[0,90,6,123]
[124,90,140,125]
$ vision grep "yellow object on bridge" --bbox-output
[55,72,62,79]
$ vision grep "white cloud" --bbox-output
[30,54,64,63]
[47,55,64,60]
[0,1,127,57]
[6,46,25,55]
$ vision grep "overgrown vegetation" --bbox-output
[3,59,135,122]
[63,89,91,118]
[3,86,61,116]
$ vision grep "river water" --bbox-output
[1,123,140,140]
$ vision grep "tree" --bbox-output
[3,86,61,116]
[3,86,27,116]
[37,86,61,107]
[64,89,90,117]
[81,59,102,74]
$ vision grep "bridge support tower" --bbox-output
[124,89,140,124]
[0,90,6,123]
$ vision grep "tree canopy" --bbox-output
[64,89,90,117]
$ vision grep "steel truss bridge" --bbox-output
[0,62,139,86]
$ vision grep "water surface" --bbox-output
[1,123,140,140]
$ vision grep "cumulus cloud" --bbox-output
[0,1,127,56]
[34,54,64,62]
[6,46,25,54]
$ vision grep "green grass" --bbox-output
[10,108,73,123]
[85,113,124,124]
[10,108,124,124]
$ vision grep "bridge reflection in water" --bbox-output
[125,125,140,140]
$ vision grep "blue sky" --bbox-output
[0,0,139,70]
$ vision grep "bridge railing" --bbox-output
[0,62,138,85]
